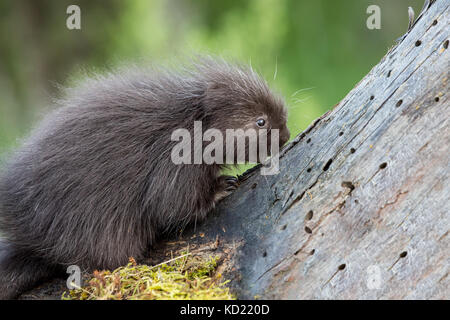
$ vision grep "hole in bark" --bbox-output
[444,40,449,49]
[434,97,440,102]
[350,148,356,154]
[306,138,311,144]
[305,210,313,220]
[251,183,257,189]
[323,159,333,171]
[379,162,387,169]
[370,95,375,100]
[415,40,422,47]
[281,224,287,230]
[339,131,344,136]
[354,199,359,204]
[306,168,312,173]
[432,19,438,26]
[310,249,315,255]
[341,181,355,191]
[338,264,346,271]
[304,226,312,234]
[400,251,408,258]
[262,251,267,257]
[396,100,403,107]
[387,70,392,77]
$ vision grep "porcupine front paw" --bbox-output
[214,175,239,202]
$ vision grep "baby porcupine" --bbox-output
[0,56,290,299]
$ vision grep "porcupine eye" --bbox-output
[256,119,265,127]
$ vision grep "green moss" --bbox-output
[62,254,234,300]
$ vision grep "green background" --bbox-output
[0,0,424,156]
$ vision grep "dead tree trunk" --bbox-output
[163,0,449,300]
[22,0,448,300]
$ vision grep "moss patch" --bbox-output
[62,254,234,300]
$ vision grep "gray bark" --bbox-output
[22,0,449,300]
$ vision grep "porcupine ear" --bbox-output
[204,81,224,98]
[203,81,231,108]
[189,89,211,125]
[200,82,221,113]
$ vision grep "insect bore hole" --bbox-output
[323,159,333,171]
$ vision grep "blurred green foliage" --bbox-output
[0,0,424,154]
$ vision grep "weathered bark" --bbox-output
[22,0,449,300]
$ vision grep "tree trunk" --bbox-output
[22,0,449,300]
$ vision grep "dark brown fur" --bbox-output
[0,56,289,299]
